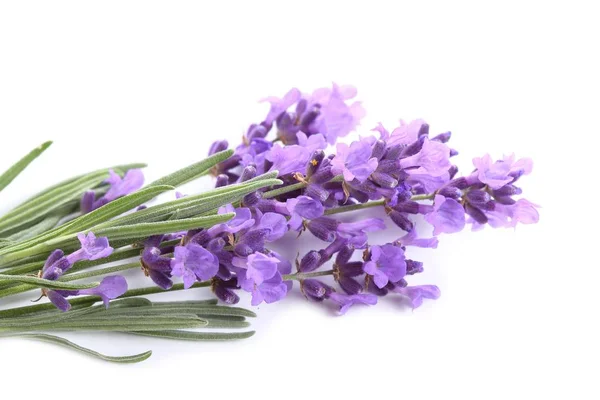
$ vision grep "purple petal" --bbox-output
[47,290,71,312]
[425,195,466,235]
[79,276,128,307]
[393,285,441,308]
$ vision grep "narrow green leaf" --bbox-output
[4,212,64,242]
[99,178,282,227]
[6,163,145,216]
[128,330,256,341]
[0,274,99,290]
[11,314,207,332]
[63,184,174,234]
[149,304,257,318]
[0,214,234,263]
[148,149,234,188]
[0,171,108,235]
[203,318,251,329]
[6,333,151,363]
[0,141,52,193]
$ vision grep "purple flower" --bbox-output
[337,218,386,247]
[400,138,451,177]
[66,232,114,264]
[306,83,366,144]
[261,87,301,125]
[254,211,288,242]
[297,132,327,153]
[41,249,71,280]
[377,119,427,147]
[392,285,441,308]
[329,292,377,315]
[78,276,128,307]
[474,198,540,229]
[301,279,334,301]
[171,243,219,289]
[363,244,407,288]
[266,143,311,176]
[234,253,289,305]
[141,237,173,290]
[472,154,533,189]
[425,195,466,235]
[233,252,279,286]
[286,196,324,231]
[396,230,439,249]
[331,139,379,183]
[208,205,255,236]
[104,169,145,202]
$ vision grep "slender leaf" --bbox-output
[5,314,207,332]
[203,318,251,329]
[99,178,282,227]
[0,171,109,234]
[0,274,99,290]
[0,141,52,193]
[4,333,151,363]
[6,163,146,216]
[0,214,234,263]
[128,330,256,341]
[63,185,174,234]
[148,149,233,188]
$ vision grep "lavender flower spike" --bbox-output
[363,244,407,288]
[331,139,379,183]
[171,243,219,289]
[425,195,466,235]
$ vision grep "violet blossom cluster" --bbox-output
[133,83,538,314]
[39,233,127,311]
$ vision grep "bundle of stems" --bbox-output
[0,142,279,363]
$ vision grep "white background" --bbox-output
[0,1,598,399]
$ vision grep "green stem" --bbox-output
[262,181,307,199]
[0,281,211,318]
[324,199,385,215]
[283,270,334,281]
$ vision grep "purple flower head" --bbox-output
[254,211,288,242]
[472,154,533,189]
[396,230,439,249]
[337,218,386,247]
[233,252,279,286]
[104,169,145,202]
[379,119,427,147]
[46,290,72,312]
[66,232,114,265]
[331,139,379,183]
[266,143,311,176]
[363,244,407,289]
[212,278,240,305]
[234,253,289,306]
[474,198,540,229]
[41,249,71,280]
[208,205,255,236]
[209,140,229,156]
[425,195,466,235]
[305,83,366,144]
[400,138,451,177]
[141,240,173,290]
[171,243,219,289]
[301,279,334,301]
[286,196,324,231]
[297,132,327,153]
[392,285,441,309]
[261,87,301,125]
[329,292,378,315]
[78,276,128,308]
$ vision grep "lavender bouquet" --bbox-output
[0,84,538,363]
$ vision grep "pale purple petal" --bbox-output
[393,285,441,308]
[78,276,128,308]
[329,293,378,315]
[425,195,466,235]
